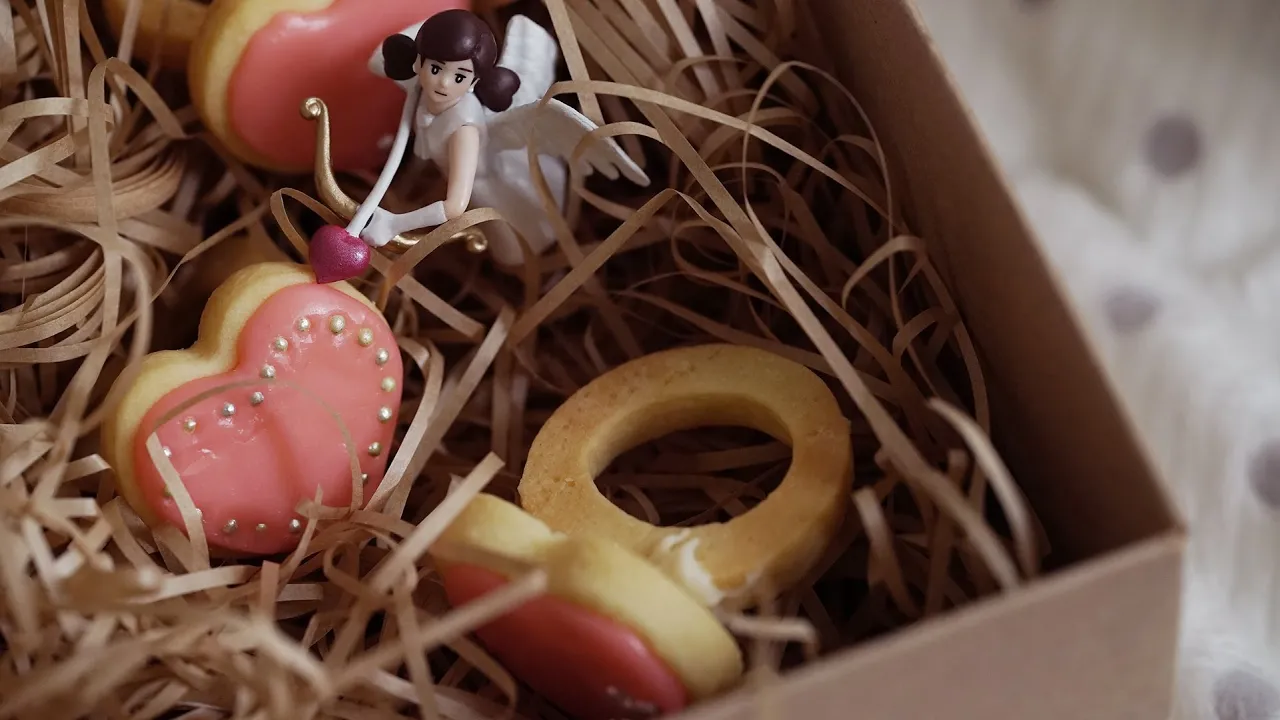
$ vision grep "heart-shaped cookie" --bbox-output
[433,494,743,719]
[102,262,404,556]
[189,0,469,172]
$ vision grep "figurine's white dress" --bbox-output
[411,91,569,266]
[370,16,647,267]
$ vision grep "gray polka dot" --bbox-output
[1103,286,1160,334]
[1215,668,1280,720]
[1145,114,1202,178]
[1249,441,1280,509]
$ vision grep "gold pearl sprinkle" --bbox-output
[380,377,396,393]
[182,417,197,432]
[288,518,303,533]
[296,317,311,332]
[162,446,172,457]
[374,348,390,366]
[378,407,393,423]
[255,523,268,533]
[362,473,370,485]
[162,488,172,499]
[357,328,374,346]
[220,402,236,418]
[250,392,265,406]
[222,519,238,535]
[272,336,289,352]
[328,314,346,333]
[367,442,383,457]
[260,364,276,379]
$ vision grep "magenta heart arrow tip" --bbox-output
[309,225,371,284]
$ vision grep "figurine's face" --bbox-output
[419,57,476,112]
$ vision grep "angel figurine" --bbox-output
[324,9,648,273]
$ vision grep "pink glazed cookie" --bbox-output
[189,0,469,173]
[432,494,743,719]
[101,262,404,555]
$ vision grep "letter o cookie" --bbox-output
[518,344,852,607]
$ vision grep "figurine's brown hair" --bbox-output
[382,10,521,112]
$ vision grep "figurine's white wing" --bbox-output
[496,15,559,112]
[489,100,649,187]
[367,20,425,92]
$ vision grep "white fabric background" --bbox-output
[909,0,1280,717]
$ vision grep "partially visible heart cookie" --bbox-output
[432,494,744,720]
[101,262,404,556]
[189,0,469,172]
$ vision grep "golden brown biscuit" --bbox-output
[519,344,853,609]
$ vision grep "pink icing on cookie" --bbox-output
[132,283,404,555]
[226,0,468,172]
[442,564,688,720]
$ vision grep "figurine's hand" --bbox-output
[444,197,468,221]
[360,208,397,248]
[360,201,448,248]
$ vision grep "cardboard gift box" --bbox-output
[675,1,1185,718]
[0,0,1182,717]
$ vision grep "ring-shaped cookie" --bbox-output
[433,493,743,719]
[518,344,852,608]
[104,0,208,68]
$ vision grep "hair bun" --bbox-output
[404,9,518,112]
[381,34,418,82]
[476,66,521,112]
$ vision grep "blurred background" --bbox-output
[912,0,1280,717]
